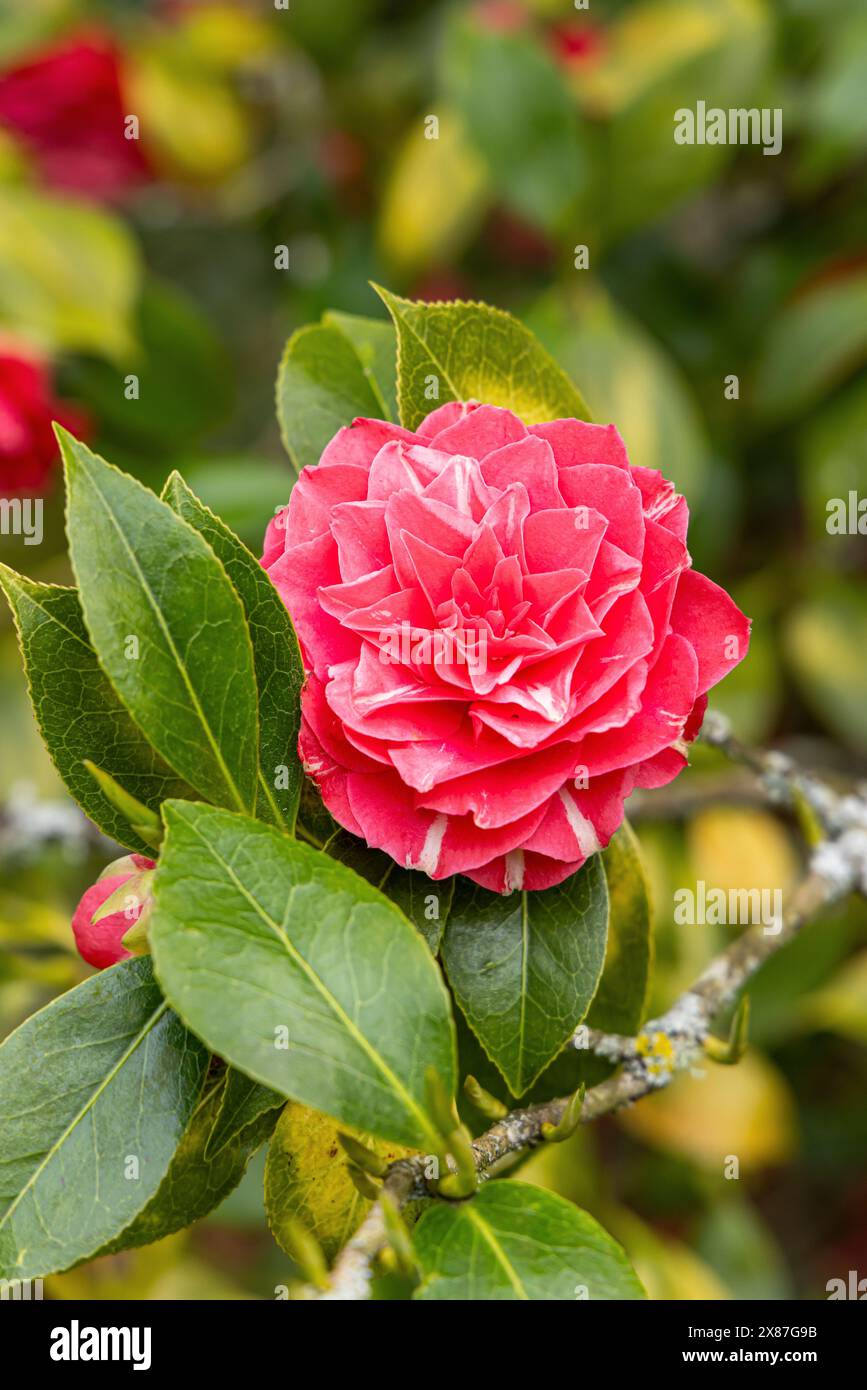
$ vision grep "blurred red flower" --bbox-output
[0,350,88,494]
[547,22,605,68]
[0,31,151,201]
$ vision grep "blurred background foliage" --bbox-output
[0,0,865,1300]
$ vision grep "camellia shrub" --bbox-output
[0,290,754,1301]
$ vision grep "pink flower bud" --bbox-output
[71,854,155,969]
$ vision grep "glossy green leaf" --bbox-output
[277,312,397,472]
[296,777,341,849]
[442,857,609,1095]
[519,824,653,1105]
[590,821,652,1034]
[0,569,193,855]
[323,828,454,954]
[0,957,208,1281]
[61,431,259,813]
[149,801,457,1149]
[375,286,590,432]
[412,1181,645,1300]
[163,473,304,832]
[323,311,398,420]
[204,1068,284,1160]
[386,870,454,956]
[99,1066,280,1256]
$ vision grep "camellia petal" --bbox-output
[264,403,749,893]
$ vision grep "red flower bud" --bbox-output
[71,854,156,969]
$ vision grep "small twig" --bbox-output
[699,710,867,843]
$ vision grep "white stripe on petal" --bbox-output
[558,787,601,858]
[417,814,448,876]
[504,849,525,894]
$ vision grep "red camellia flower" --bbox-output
[264,404,749,893]
[0,350,88,494]
[71,854,155,969]
[0,30,150,201]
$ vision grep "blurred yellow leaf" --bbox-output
[377,112,489,275]
[47,1233,186,1301]
[578,2,725,116]
[687,807,800,900]
[128,48,253,183]
[784,585,867,755]
[174,4,275,70]
[0,188,139,360]
[619,1050,797,1169]
[0,891,75,951]
[801,950,867,1045]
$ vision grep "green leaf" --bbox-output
[323,311,398,420]
[297,777,341,848]
[264,1102,410,1261]
[442,17,585,231]
[374,286,591,432]
[754,270,867,424]
[204,1068,284,1160]
[386,870,454,957]
[149,801,457,1149]
[520,822,652,1104]
[175,456,295,552]
[0,957,208,1281]
[63,277,231,450]
[591,821,652,1035]
[163,473,304,832]
[323,828,454,954]
[60,431,259,814]
[277,312,397,472]
[0,569,193,855]
[0,187,140,360]
[98,1067,280,1256]
[576,0,771,239]
[412,1181,645,1300]
[442,857,609,1096]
